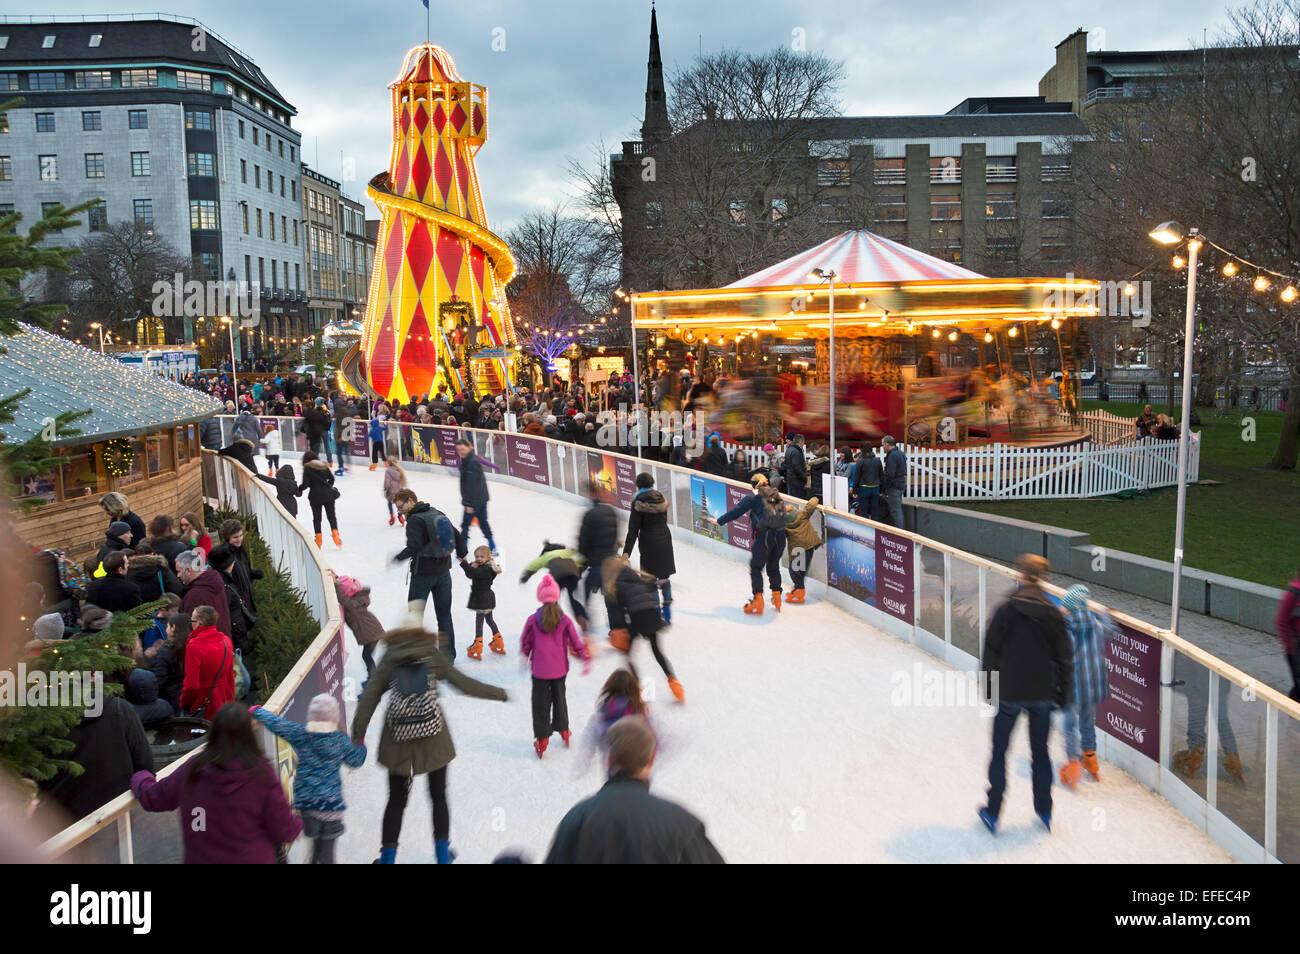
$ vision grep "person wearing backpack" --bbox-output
[711,472,788,615]
[351,620,508,864]
[848,442,884,520]
[1057,584,1113,789]
[391,489,467,660]
[1274,567,1300,702]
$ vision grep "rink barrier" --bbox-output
[220,416,1295,861]
[40,450,343,863]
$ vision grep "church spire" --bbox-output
[641,4,671,143]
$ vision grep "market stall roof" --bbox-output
[0,324,221,448]
[632,229,1099,338]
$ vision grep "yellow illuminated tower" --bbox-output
[353,43,516,401]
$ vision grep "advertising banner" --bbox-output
[349,422,369,458]
[507,435,550,485]
[274,627,347,804]
[690,475,728,544]
[435,427,462,469]
[587,452,637,510]
[410,425,441,465]
[724,485,753,552]
[826,514,876,604]
[1096,621,1160,761]
[874,530,914,624]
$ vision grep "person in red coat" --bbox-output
[180,605,235,717]
[176,548,232,640]
[1275,568,1300,702]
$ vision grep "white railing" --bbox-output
[41,450,343,863]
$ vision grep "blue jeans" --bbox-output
[460,504,495,549]
[855,487,879,520]
[986,701,1053,819]
[1062,702,1097,760]
[409,570,456,659]
[885,489,904,528]
[309,433,333,465]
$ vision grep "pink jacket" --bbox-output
[520,608,588,680]
[1275,580,1300,654]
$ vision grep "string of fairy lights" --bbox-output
[1124,236,1300,306]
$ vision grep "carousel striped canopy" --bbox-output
[725,229,983,288]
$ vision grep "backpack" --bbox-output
[385,659,444,742]
[416,508,450,562]
[756,487,789,531]
[54,551,89,600]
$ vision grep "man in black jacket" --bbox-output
[39,691,153,824]
[782,432,807,500]
[577,481,619,624]
[219,518,262,613]
[86,552,143,613]
[455,437,497,556]
[850,443,884,519]
[979,554,1073,835]
[881,435,907,528]
[545,715,723,864]
[392,488,467,659]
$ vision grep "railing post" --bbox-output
[1265,704,1278,858]
[1159,641,1174,790]
[116,812,133,864]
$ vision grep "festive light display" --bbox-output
[356,43,517,402]
[102,439,135,477]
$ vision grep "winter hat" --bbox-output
[315,397,326,406]
[79,607,113,632]
[307,693,340,726]
[337,575,363,599]
[108,521,132,539]
[536,573,561,604]
[33,613,64,640]
[1060,583,1090,613]
[763,443,775,453]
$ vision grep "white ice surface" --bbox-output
[264,457,1232,864]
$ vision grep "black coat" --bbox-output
[39,695,153,821]
[396,502,466,577]
[459,451,490,508]
[459,559,498,610]
[219,439,257,472]
[545,775,724,864]
[701,444,730,476]
[228,542,262,613]
[147,536,190,570]
[303,405,331,439]
[151,643,184,712]
[95,533,134,567]
[578,499,619,563]
[623,489,675,579]
[86,573,143,613]
[126,554,184,602]
[299,460,337,504]
[119,510,148,547]
[784,444,807,489]
[199,417,223,451]
[981,588,1074,705]
[257,469,301,516]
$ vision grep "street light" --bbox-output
[221,315,238,399]
[1146,220,1200,633]
[808,267,839,466]
[89,322,104,353]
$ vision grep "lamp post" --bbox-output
[809,268,838,464]
[1148,220,1199,633]
[89,322,104,353]
[221,315,238,401]
[616,288,641,455]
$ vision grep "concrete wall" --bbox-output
[905,501,1285,634]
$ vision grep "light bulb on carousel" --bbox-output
[1008,325,1019,338]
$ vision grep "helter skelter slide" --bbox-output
[342,43,517,402]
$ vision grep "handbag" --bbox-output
[331,485,341,500]
[184,642,229,720]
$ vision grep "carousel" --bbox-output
[630,229,1100,447]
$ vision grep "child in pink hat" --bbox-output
[520,574,591,758]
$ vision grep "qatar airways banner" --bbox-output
[874,529,913,624]
[1096,621,1160,761]
[724,485,753,552]
[825,517,912,624]
[507,435,550,485]
[587,452,637,510]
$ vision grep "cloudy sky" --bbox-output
[27,0,1239,230]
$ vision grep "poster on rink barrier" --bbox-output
[826,514,876,605]
[724,485,753,551]
[1096,621,1160,761]
[410,425,441,465]
[507,435,549,485]
[272,627,347,806]
[586,452,637,510]
[874,529,914,624]
[435,427,462,469]
[690,475,728,543]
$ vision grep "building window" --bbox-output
[41,35,56,49]
[1115,329,1148,368]
[244,254,251,284]
[1139,121,1154,142]
[279,174,284,197]
[133,198,153,227]
[176,70,211,91]
[293,220,298,245]
[1042,190,1069,219]
[269,215,275,241]
[39,155,57,181]
[1041,154,1071,182]
[986,189,1016,219]
[265,136,271,153]
[930,157,961,184]
[281,215,287,242]
[817,159,851,186]
[84,153,105,178]
[271,257,278,288]
[267,174,273,193]
[254,164,260,188]
[187,152,215,177]
[873,158,905,185]
[121,69,158,88]
[256,208,263,237]
[295,262,301,291]
[1041,242,1069,263]
[258,258,265,286]
[74,70,111,89]
[88,203,107,232]
[930,192,961,222]
[986,156,1016,181]
[184,109,213,130]
[987,236,1019,264]
[242,204,249,234]
[0,73,18,92]
[278,140,284,158]
[88,34,102,48]
[189,199,218,231]
[238,120,245,138]
[128,109,148,129]
[28,72,66,91]
[290,145,295,162]
[240,159,247,183]
[35,113,55,133]
[131,152,150,176]
[291,180,297,202]
[0,156,10,180]
[252,128,259,146]
[1109,123,1125,142]
[81,110,102,131]
[728,200,746,224]
[874,189,906,222]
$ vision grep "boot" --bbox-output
[388,513,396,526]
[977,807,998,835]
[488,633,506,655]
[661,603,672,623]
[434,840,456,864]
[467,636,483,660]
[561,730,571,747]
[369,462,378,471]
[1173,745,1205,778]
[1081,750,1101,780]
[314,532,322,548]
[397,513,405,526]
[786,588,806,604]
[667,675,685,703]
[1038,813,1052,833]
[609,628,631,652]
[331,529,342,548]
[374,846,397,864]
[1059,757,1082,790]
[534,737,548,759]
[771,590,782,613]
[1222,752,1245,783]
[743,593,764,615]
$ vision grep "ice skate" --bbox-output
[398,513,405,525]
[667,675,685,703]
[609,628,631,651]
[1172,745,1205,778]
[977,807,997,835]
[534,737,548,759]
[1059,757,1081,790]
[786,588,806,604]
[314,532,322,548]
[331,529,342,548]
[467,636,483,660]
[1222,753,1245,783]
[1081,750,1101,780]
[369,462,378,471]
[488,633,506,654]
[389,513,396,526]
[561,730,571,747]
[770,590,782,612]
[743,593,764,614]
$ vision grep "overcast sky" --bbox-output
[26,0,1240,230]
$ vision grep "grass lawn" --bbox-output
[953,401,1300,588]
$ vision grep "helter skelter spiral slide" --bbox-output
[342,43,517,403]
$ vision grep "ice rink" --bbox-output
[269,457,1232,864]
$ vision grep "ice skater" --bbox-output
[383,460,407,526]
[622,473,676,621]
[711,472,789,615]
[603,554,684,703]
[460,545,505,660]
[521,574,591,758]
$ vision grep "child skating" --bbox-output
[520,574,590,758]
[603,554,684,703]
[460,545,505,660]
[383,461,407,526]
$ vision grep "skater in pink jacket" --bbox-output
[521,574,590,758]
